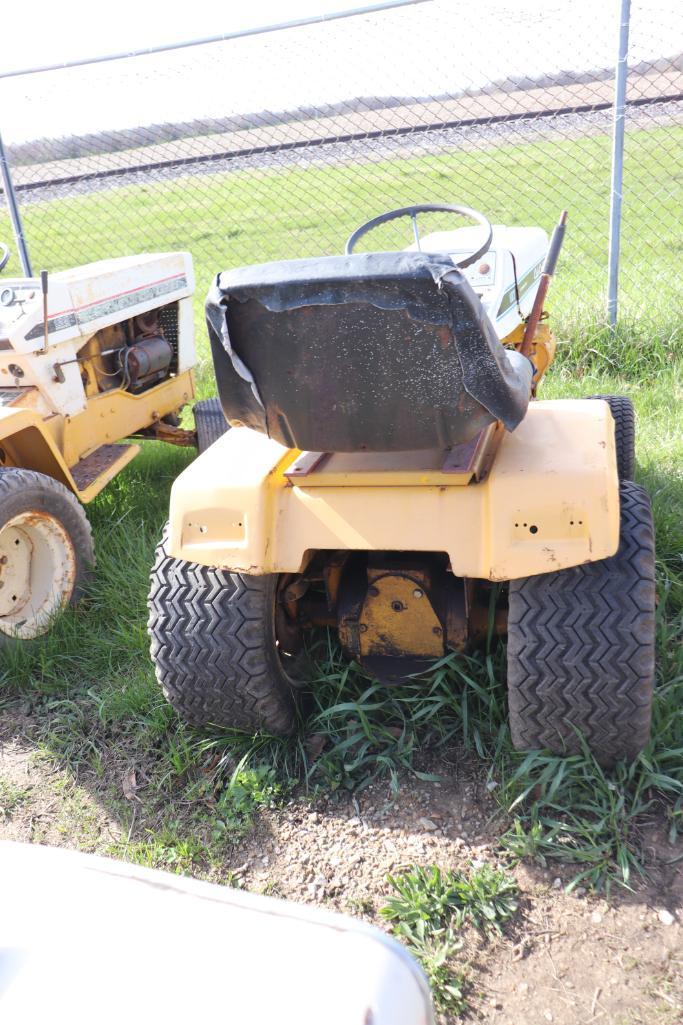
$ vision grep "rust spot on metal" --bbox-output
[359,570,443,660]
[436,325,452,350]
[441,420,502,479]
[274,574,303,656]
[140,420,196,447]
[442,434,480,474]
[70,444,131,491]
[284,451,330,479]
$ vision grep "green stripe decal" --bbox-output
[496,260,543,319]
[24,275,188,342]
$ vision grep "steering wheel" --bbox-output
[345,203,492,269]
[0,243,10,274]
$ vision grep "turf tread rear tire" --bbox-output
[507,480,655,765]
[148,526,297,734]
[587,394,635,481]
[194,397,229,454]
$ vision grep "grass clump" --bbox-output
[396,920,468,1017]
[0,778,30,818]
[211,764,291,842]
[382,864,519,937]
[380,864,518,1015]
[103,749,293,872]
[114,828,212,873]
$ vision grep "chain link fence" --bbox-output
[1,0,681,342]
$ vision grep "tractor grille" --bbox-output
[158,302,179,374]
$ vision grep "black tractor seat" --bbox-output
[206,251,533,453]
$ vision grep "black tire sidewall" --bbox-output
[194,397,229,454]
[586,394,635,481]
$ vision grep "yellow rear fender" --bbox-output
[168,400,620,583]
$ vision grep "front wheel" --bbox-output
[0,468,94,643]
[148,526,302,733]
[506,480,655,765]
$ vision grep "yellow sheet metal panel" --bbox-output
[0,407,75,490]
[359,574,443,659]
[61,369,195,466]
[170,426,293,569]
[284,423,500,487]
[0,369,195,500]
[503,323,556,386]
[169,400,619,582]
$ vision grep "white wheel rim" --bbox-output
[0,511,76,640]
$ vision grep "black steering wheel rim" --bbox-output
[345,203,493,269]
[0,243,10,274]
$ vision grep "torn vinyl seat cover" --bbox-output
[205,251,533,453]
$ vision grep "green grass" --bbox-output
[395,922,468,1018]
[0,778,30,817]
[2,123,681,370]
[382,864,519,936]
[0,125,681,909]
[380,864,519,1013]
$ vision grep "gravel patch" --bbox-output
[13,100,682,206]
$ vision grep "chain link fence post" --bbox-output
[0,131,33,276]
[607,0,631,328]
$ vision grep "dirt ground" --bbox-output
[1,711,681,1025]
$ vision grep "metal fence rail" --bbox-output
[1,0,681,332]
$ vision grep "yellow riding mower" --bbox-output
[0,244,227,646]
[148,205,655,765]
